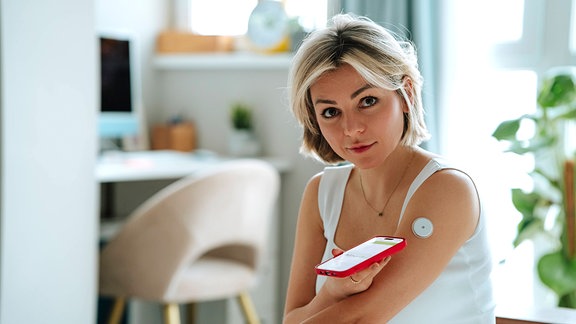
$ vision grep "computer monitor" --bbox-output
[98,31,141,141]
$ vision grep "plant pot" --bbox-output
[228,129,261,157]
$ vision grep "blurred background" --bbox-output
[2,0,575,323]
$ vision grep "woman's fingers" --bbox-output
[331,248,344,257]
[379,255,392,267]
[352,256,391,283]
[323,255,393,299]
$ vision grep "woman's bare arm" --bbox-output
[292,169,480,323]
[284,174,391,323]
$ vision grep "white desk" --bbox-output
[97,149,291,239]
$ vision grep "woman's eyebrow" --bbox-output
[351,84,373,99]
[314,84,374,106]
[314,98,337,105]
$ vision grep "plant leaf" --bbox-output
[514,218,544,246]
[537,251,576,296]
[511,188,544,246]
[558,291,576,308]
[512,188,539,215]
[230,104,253,130]
[538,74,576,108]
[492,119,521,141]
[554,105,576,120]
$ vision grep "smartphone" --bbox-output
[315,236,406,277]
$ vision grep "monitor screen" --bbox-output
[100,37,132,112]
[98,32,140,140]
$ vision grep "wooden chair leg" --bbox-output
[237,291,260,324]
[186,303,196,324]
[108,297,126,324]
[163,303,181,324]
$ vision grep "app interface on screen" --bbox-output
[320,238,400,271]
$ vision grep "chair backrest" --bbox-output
[99,159,280,300]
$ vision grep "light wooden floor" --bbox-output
[496,306,576,324]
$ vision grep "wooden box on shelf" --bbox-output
[156,30,234,53]
[151,122,196,152]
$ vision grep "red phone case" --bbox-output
[315,236,406,277]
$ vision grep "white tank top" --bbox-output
[315,159,495,323]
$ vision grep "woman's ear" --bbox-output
[402,77,415,112]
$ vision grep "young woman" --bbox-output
[283,14,495,323]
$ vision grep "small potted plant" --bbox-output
[229,103,261,157]
[231,103,253,131]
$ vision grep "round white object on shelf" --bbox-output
[246,0,289,52]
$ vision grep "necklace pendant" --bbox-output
[378,212,383,217]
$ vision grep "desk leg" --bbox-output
[101,183,115,219]
[186,303,196,324]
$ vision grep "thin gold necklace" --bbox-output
[359,152,415,217]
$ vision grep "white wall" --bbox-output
[0,1,98,323]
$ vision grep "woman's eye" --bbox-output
[320,107,339,119]
[360,96,378,108]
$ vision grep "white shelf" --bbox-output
[153,52,293,70]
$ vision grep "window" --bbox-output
[190,0,257,35]
[487,0,525,44]
[283,0,328,31]
[571,0,576,53]
[442,0,576,309]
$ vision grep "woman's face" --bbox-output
[309,64,408,168]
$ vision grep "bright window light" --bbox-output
[189,0,327,36]
[451,0,524,45]
[487,0,525,43]
[190,0,258,35]
[284,0,327,31]
[572,0,576,53]
[444,0,560,309]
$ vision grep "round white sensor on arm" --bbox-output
[412,217,433,238]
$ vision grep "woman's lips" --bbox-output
[348,142,374,154]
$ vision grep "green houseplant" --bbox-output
[229,103,260,157]
[231,103,254,131]
[492,67,576,308]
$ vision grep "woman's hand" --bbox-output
[321,248,391,301]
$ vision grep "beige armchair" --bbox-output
[98,159,280,324]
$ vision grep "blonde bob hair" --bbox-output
[289,14,430,164]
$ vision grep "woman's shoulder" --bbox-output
[301,163,353,199]
[417,157,477,194]
[408,151,480,209]
[413,149,473,180]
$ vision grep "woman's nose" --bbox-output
[342,113,365,136]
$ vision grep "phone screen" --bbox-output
[315,236,405,277]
